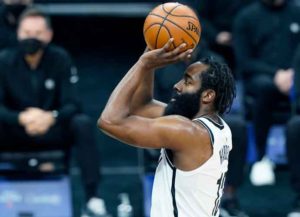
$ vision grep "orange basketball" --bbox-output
[143,2,201,51]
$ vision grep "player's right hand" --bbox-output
[139,38,193,70]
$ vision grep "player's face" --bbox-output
[163,62,208,119]
[17,16,53,44]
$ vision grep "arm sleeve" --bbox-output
[233,12,278,78]
[55,52,81,122]
[0,58,20,125]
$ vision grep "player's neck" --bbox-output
[194,107,218,120]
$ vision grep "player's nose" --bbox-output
[173,80,183,93]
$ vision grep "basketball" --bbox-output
[143,2,201,51]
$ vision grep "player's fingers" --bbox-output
[143,47,150,53]
[180,49,193,61]
[164,43,187,58]
[170,49,193,62]
[161,38,174,52]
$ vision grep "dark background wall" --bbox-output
[51,14,151,216]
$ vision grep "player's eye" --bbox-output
[184,79,192,85]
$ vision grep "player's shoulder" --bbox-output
[221,119,232,136]
[156,115,211,150]
[158,115,210,136]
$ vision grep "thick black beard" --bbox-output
[163,90,201,119]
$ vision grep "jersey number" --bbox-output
[212,172,226,216]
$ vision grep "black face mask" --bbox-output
[163,89,201,119]
[19,38,46,55]
[4,4,27,19]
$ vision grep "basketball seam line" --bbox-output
[144,21,176,49]
[149,13,198,45]
[163,24,174,47]
[155,4,181,49]
[161,4,198,21]
[144,22,166,34]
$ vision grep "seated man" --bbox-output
[234,0,300,185]
[0,8,105,217]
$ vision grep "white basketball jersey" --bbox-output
[150,116,232,217]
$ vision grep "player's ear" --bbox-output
[202,89,215,104]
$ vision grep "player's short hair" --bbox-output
[18,7,52,30]
[200,57,236,115]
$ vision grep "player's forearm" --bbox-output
[130,66,155,115]
[99,59,152,125]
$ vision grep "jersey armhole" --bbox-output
[193,119,215,146]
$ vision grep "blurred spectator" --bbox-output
[0,0,32,50]
[182,0,254,71]
[294,0,300,6]
[234,0,300,186]
[154,46,249,217]
[285,44,300,217]
[0,8,106,217]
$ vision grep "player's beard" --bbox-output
[163,89,201,120]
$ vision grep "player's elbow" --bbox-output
[97,117,113,132]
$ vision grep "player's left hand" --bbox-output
[140,38,193,70]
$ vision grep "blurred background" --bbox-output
[0,0,299,217]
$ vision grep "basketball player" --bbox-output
[98,39,236,217]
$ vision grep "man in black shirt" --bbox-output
[234,0,300,186]
[0,8,106,217]
[0,0,32,50]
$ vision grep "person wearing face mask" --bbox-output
[0,8,107,217]
[0,0,32,50]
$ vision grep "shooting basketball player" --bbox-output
[98,39,236,217]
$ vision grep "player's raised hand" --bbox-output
[139,38,193,70]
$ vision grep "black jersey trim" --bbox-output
[194,119,215,145]
[171,168,179,217]
[164,149,175,169]
[202,116,224,130]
